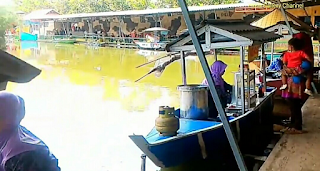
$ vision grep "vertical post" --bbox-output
[141,154,146,171]
[181,51,187,85]
[270,42,274,62]
[88,19,93,34]
[177,0,248,170]
[214,49,218,61]
[317,45,320,61]
[43,21,46,38]
[277,0,293,35]
[66,21,70,35]
[261,44,266,92]
[240,46,245,114]
[158,14,162,27]
[119,17,122,38]
[214,10,217,19]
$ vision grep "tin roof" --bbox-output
[252,0,310,3]
[166,19,282,52]
[252,0,320,7]
[23,9,59,20]
[209,20,282,42]
[24,2,262,20]
[251,9,299,29]
[264,21,302,30]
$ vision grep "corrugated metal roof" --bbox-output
[251,9,299,29]
[264,21,302,30]
[205,20,282,42]
[252,0,307,3]
[24,2,262,20]
[237,31,282,42]
[166,20,282,51]
[207,20,261,32]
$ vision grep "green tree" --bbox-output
[0,6,17,50]
[14,0,240,14]
[13,0,54,13]
[157,0,239,8]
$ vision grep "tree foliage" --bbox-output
[14,0,239,14]
[0,6,17,50]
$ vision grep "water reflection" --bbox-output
[6,43,240,171]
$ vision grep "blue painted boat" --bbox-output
[20,32,38,41]
[129,88,276,168]
[129,119,229,168]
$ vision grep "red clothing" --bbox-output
[293,32,314,61]
[283,51,308,68]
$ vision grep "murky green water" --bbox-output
[5,42,240,171]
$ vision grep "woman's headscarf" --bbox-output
[0,91,48,170]
[202,60,227,91]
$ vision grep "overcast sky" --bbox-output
[0,0,14,6]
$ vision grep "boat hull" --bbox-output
[129,123,232,168]
[135,42,167,51]
[20,32,38,41]
[53,40,76,44]
[129,88,276,168]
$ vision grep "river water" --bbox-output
[6,42,240,171]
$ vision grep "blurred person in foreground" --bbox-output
[0,91,60,171]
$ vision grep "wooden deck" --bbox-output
[260,95,320,171]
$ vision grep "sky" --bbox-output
[0,0,14,6]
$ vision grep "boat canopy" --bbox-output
[142,27,169,32]
[165,19,282,52]
[264,21,301,36]
[251,9,300,29]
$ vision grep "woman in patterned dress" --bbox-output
[0,91,60,171]
[281,65,309,134]
[280,32,314,134]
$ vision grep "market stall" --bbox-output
[129,19,282,170]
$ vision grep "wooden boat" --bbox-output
[134,27,169,51]
[135,41,168,50]
[130,89,275,168]
[20,32,38,41]
[129,20,282,169]
[53,39,76,44]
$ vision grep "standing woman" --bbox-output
[281,64,308,134]
[279,32,314,134]
[202,60,232,118]
[0,91,60,171]
[293,32,314,95]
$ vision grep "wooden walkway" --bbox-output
[260,95,320,171]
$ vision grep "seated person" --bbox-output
[280,38,313,96]
[266,56,283,79]
[202,61,232,118]
[0,91,60,171]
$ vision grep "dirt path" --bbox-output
[260,95,320,171]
